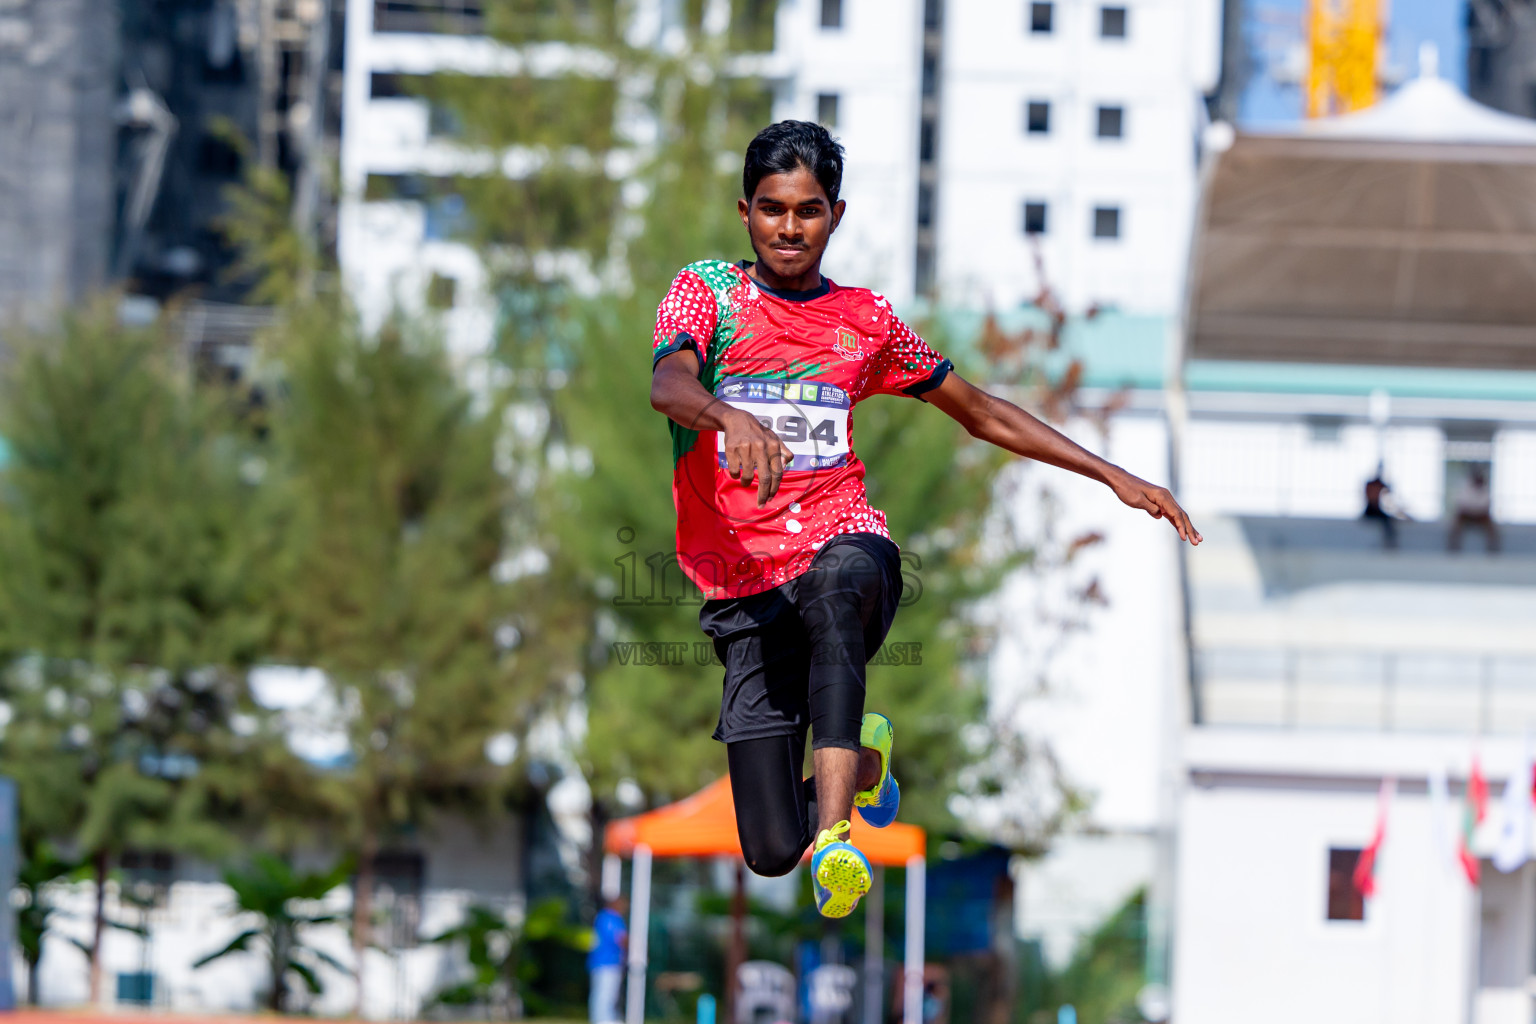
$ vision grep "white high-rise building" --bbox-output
[767,0,924,305]
[337,0,517,358]
[336,0,1224,327]
[935,0,1221,313]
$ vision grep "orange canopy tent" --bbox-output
[604,775,926,864]
[603,776,928,1024]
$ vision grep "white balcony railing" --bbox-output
[1194,647,1536,734]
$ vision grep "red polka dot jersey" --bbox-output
[651,259,952,600]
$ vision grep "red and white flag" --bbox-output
[1460,756,1490,885]
[1354,777,1395,899]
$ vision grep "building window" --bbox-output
[1023,201,1048,235]
[197,134,243,177]
[373,0,484,35]
[1027,100,1051,134]
[917,184,935,228]
[1307,415,1344,443]
[427,273,458,309]
[1092,205,1121,238]
[1030,1,1054,33]
[1096,104,1124,138]
[920,122,936,162]
[1327,848,1365,921]
[371,72,406,97]
[366,173,430,201]
[372,850,427,949]
[817,93,840,128]
[120,850,176,908]
[1100,5,1127,38]
[916,246,935,296]
[372,73,461,136]
[922,53,939,97]
[821,0,843,28]
[427,103,463,137]
[424,193,468,240]
[924,0,943,29]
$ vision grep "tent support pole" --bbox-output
[725,860,747,1023]
[602,853,622,901]
[865,864,885,1024]
[903,855,925,1024]
[626,844,652,1024]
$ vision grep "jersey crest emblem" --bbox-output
[835,326,864,359]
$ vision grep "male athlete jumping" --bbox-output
[649,121,1201,919]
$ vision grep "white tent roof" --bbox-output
[1298,75,1536,146]
[1186,77,1536,371]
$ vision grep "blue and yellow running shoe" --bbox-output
[812,820,872,919]
[853,712,900,829]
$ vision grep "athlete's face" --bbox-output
[738,167,845,289]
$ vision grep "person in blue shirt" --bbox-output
[589,896,628,1023]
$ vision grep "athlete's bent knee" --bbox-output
[740,834,805,877]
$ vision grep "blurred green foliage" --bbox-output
[1017,888,1147,1024]
[191,853,353,1012]
[14,840,81,1005]
[426,899,592,1017]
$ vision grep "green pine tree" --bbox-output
[255,298,539,1004]
[0,301,284,1002]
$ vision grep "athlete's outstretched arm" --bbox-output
[651,349,792,507]
[925,371,1202,545]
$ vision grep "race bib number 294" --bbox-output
[715,376,851,471]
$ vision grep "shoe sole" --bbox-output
[815,847,871,919]
[858,776,899,829]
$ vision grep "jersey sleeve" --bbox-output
[652,269,719,370]
[863,312,953,401]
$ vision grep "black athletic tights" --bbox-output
[723,535,902,877]
[729,733,822,877]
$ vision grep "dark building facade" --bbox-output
[0,0,342,330]
[1469,0,1536,118]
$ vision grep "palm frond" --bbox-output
[191,928,260,969]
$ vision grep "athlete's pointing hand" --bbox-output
[722,408,793,507]
[1107,471,1203,545]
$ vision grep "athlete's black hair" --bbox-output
[742,120,845,206]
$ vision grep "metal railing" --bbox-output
[1194,648,1536,734]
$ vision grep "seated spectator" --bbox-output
[1448,465,1499,553]
[1361,466,1407,549]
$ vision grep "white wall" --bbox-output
[985,411,1182,958]
[24,812,524,1018]
[992,411,1179,833]
[1174,774,1475,1024]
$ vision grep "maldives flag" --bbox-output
[1353,777,1395,898]
[1460,757,1490,885]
